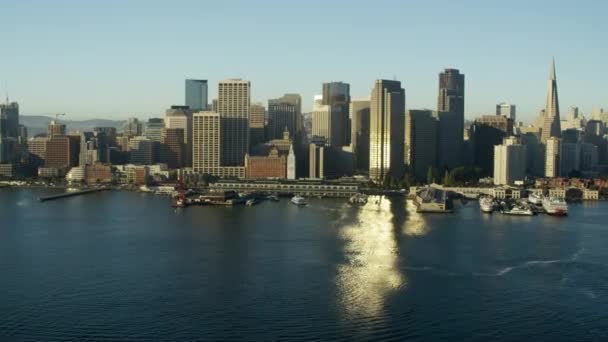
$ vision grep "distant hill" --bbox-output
[20,115,126,136]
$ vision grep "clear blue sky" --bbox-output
[1,0,606,121]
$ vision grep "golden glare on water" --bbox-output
[335,196,405,319]
[403,200,430,236]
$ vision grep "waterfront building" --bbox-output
[545,137,562,178]
[66,166,85,183]
[369,80,405,182]
[496,102,516,121]
[123,118,143,137]
[129,136,154,165]
[85,162,113,184]
[45,135,80,170]
[405,109,438,181]
[245,147,287,179]
[160,128,185,169]
[165,105,193,167]
[185,79,208,111]
[287,144,296,180]
[268,94,302,141]
[350,98,371,172]
[322,82,351,147]
[541,59,561,143]
[436,68,465,169]
[192,111,245,178]
[471,115,513,176]
[48,120,66,137]
[493,136,526,185]
[218,79,250,167]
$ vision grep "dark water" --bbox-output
[1,189,608,341]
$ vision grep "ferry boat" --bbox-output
[528,192,543,205]
[479,196,495,213]
[291,195,308,206]
[542,197,568,216]
[501,205,534,216]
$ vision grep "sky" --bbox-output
[1,0,606,122]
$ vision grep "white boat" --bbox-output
[502,205,534,216]
[479,196,495,213]
[246,198,258,206]
[542,197,568,216]
[291,195,308,206]
[528,193,543,205]
[349,193,368,205]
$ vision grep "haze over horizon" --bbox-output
[1,0,606,121]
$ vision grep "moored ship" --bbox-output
[528,192,543,205]
[542,197,568,216]
[291,195,308,206]
[479,196,495,213]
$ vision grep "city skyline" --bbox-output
[1,1,607,120]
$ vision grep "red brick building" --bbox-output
[245,147,286,179]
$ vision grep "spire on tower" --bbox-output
[550,57,556,81]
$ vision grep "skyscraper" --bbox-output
[218,79,250,167]
[249,103,266,147]
[405,109,438,181]
[493,136,526,185]
[312,95,331,141]
[350,98,371,171]
[437,68,465,169]
[192,111,221,175]
[123,118,143,137]
[496,102,516,122]
[322,82,350,147]
[545,137,562,177]
[185,79,208,111]
[369,80,405,182]
[471,115,514,176]
[48,120,67,137]
[165,105,193,167]
[144,118,164,142]
[268,94,302,140]
[0,101,19,138]
[541,58,561,143]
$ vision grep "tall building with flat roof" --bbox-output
[405,109,438,181]
[437,68,465,169]
[541,58,561,143]
[369,80,405,182]
[493,136,526,185]
[165,105,192,167]
[45,135,80,170]
[145,118,164,142]
[545,137,562,177]
[249,103,266,147]
[322,82,350,147]
[350,98,371,171]
[268,94,301,141]
[496,102,516,122]
[471,115,513,176]
[192,112,220,175]
[123,118,143,137]
[161,128,185,169]
[218,79,250,167]
[185,79,208,111]
[0,102,19,138]
[312,95,331,142]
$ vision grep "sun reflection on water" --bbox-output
[335,196,405,319]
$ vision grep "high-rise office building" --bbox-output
[145,118,164,142]
[45,135,80,170]
[192,111,220,175]
[165,105,192,167]
[545,137,562,177]
[561,142,580,177]
[218,79,250,167]
[437,68,465,169]
[27,136,48,166]
[309,139,327,179]
[369,80,406,182]
[405,109,438,181]
[496,102,516,122]
[161,128,185,169]
[123,118,143,137]
[0,101,19,138]
[48,120,67,138]
[471,115,514,176]
[94,127,117,147]
[185,79,208,111]
[493,136,526,185]
[249,103,266,147]
[350,98,371,171]
[129,136,154,165]
[322,82,350,147]
[541,59,561,143]
[312,95,331,141]
[268,94,302,140]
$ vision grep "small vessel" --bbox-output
[267,194,279,202]
[246,198,258,206]
[291,195,308,206]
[501,205,534,216]
[528,193,543,205]
[479,196,495,213]
[349,193,368,205]
[542,197,568,216]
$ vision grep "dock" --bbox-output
[38,188,109,202]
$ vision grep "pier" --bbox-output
[38,188,109,202]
